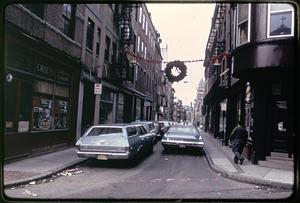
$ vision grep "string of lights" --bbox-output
[124,50,230,65]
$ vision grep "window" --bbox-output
[4,79,32,133]
[22,3,44,19]
[86,18,95,50]
[267,4,294,38]
[96,28,101,56]
[145,21,148,35]
[32,81,69,131]
[137,35,140,52]
[139,7,142,23]
[127,127,137,137]
[141,41,144,53]
[87,127,122,136]
[61,4,76,39]
[105,36,111,62]
[142,14,146,29]
[236,4,251,46]
[112,42,117,63]
[144,46,147,59]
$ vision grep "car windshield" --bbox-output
[86,127,123,136]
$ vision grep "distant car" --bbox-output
[131,121,157,143]
[75,124,154,161]
[161,125,204,153]
[159,121,171,134]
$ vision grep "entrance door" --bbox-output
[271,100,288,153]
[81,81,95,133]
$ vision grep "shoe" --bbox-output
[234,157,238,164]
[239,158,244,165]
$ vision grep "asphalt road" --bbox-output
[4,142,292,200]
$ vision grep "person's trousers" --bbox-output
[232,144,244,160]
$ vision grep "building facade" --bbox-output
[3,3,167,160]
[4,4,84,159]
[202,3,296,163]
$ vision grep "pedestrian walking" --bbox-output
[229,121,248,165]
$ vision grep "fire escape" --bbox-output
[203,3,226,99]
[112,4,138,82]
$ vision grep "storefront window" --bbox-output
[32,80,69,131]
[4,78,32,133]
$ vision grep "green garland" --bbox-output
[165,60,187,82]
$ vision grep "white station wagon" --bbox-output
[75,124,154,161]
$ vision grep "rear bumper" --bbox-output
[75,150,131,160]
[161,140,204,148]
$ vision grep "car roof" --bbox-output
[131,121,153,124]
[90,123,138,128]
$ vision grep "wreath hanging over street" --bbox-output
[165,60,187,82]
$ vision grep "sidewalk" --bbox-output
[200,129,294,189]
[3,148,88,188]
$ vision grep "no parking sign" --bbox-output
[94,83,102,94]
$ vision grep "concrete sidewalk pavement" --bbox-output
[200,129,295,189]
[3,148,88,188]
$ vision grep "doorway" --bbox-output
[271,99,289,153]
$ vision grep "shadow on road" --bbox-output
[80,152,153,169]
[161,148,204,156]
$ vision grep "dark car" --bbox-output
[75,124,154,161]
[161,125,204,153]
[131,121,157,143]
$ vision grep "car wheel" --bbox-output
[148,145,153,154]
[198,148,204,155]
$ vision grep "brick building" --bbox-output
[202,3,296,163]
[3,3,167,159]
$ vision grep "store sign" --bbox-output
[18,121,29,132]
[221,103,227,111]
[94,83,102,94]
[36,64,70,83]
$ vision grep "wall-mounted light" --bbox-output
[6,73,13,83]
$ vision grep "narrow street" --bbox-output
[5,142,291,200]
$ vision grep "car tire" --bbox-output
[148,145,153,154]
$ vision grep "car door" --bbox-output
[137,126,152,148]
[126,126,142,156]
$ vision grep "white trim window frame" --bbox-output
[139,7,142,23]
[267,3,294,38]
[137,35,140,52]
[236,3,251,46]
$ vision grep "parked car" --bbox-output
[75,124,154,161]
[161,125,204,153]
[131,121,157,143]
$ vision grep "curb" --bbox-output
[203,146,293,190]
[4,158,88,188]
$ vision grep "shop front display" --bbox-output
[4,39,80,160]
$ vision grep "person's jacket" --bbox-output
[230,126,247,145]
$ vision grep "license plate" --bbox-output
[97,155,108,160]
[179,144,186,148]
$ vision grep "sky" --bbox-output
[146,3,215,105]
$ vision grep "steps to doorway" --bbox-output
[258,152,294,171]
